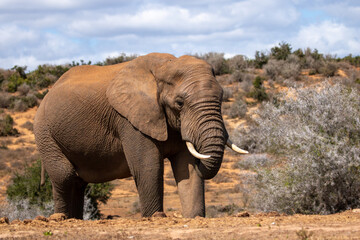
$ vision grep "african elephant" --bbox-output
[34,53,247,219]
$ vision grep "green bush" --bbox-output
[27,64,70,89]
[101,53,138,66]
[254,51,269,69]
[7,73,27,93]
[0,114,19,136]
[270,42,292,60]
[248,76,268,102]
[342,54,360,67]
[6,159,114,219]
[7,159,53,206]
[83,182,114,220]
[35,89,49,99]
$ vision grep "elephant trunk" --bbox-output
[182,102,228,180]
[194,125,227,179]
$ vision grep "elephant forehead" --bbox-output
[180,77,222,95]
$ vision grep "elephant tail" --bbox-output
[40,161,45,186]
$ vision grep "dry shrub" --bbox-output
[212,172,232,184]
[228,95,247,118]
[228,55,247,72]
[264,55,301,81]
[0,91,12,108]
[195,52,229,75]
[263,59,282,80]
[281,55,301,79]
[319,61,339,77]
[229,70,242,82]
[229,70,254,83]
[17,83,30,96]
[13,99,28,112]
[21,121,33,131]
[235,82,360,214]
[239,77,253,93]
[222,87,233,102]
[232,154,273,170]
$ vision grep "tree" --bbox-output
[270,42,292,60]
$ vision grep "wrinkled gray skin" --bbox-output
[34,53,229,219]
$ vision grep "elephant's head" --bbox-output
[107,53,247,179]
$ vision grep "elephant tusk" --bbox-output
[226,139,249,154]
[186,142,211,159]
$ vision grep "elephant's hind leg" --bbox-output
[37,138,87,219]
[51,171,87,219]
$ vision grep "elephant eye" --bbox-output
[175,99,184,109]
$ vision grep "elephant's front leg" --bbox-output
[169,150,205,218]
[122,128,164,217]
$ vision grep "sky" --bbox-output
[1,0,360,70]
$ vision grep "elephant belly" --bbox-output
[71,150,132,183]
[55,127,132,183]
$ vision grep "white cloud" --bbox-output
[67,6,231,37]
[293,21,360,55]
[0,0,359,70]
[0,25,38,57]
[228,0,300,27]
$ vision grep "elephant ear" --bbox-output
[106,55,170,141]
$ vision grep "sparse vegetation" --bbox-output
[0,114,19,136]
[248,76,268,102]
[228,94,247,118]
[100,53,138,66]
[235,83,360,214]
[5,159,114,220]
[194,52,230,75]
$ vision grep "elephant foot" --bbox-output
[152,212,167,218]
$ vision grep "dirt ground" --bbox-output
[1,210,360,239]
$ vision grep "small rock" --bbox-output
[152,212,167,218]
[48,213,67,222]
[35,216,48,222]
[23,219,32,224]
[173,212,183,218]
[11,219,21,225]
[352,209,360,213]
[235,211,250,217]
[0,217,9,224]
